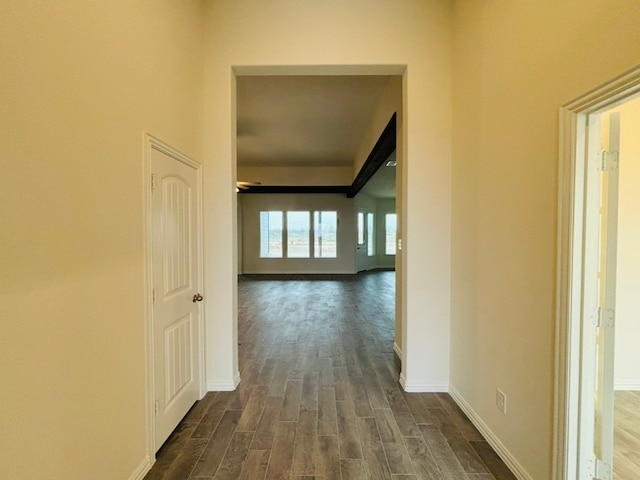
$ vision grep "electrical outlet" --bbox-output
[496,388,507,414]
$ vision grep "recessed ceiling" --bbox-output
[236,75,391,168]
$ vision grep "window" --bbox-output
[385,213,397,255]
[357,212,365,245]
[286,211,310,258]
[260,211,283,258]
[314,211,337,258]
[259,210,338,258]
[367,212,375,256]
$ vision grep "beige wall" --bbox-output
[451,1,640,478]
[611,98,640,388]
[0,1,204,478]
[240,194,356,274]
[203,0,452,391]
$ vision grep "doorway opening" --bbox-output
[555,65,640,480]
[232,67,406,382]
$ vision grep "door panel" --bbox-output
[151,146,201,449]
[594,111,620,471]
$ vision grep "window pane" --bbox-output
[260,211,283,258]
[385,213,397,255]
[367,213,375,256]
[287,211,310,258]
[357,212,365,245]
[314,211,337,258]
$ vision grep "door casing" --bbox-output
[555,65,640,479]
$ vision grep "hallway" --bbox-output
[144,272,515,479]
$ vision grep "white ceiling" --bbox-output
[236,75,391,168]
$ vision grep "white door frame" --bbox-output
[143,133,206,459]
[554,65,640,479]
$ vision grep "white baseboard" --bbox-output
[614,380,640,391]
[402,382,449,393]
[207,372,241,391]
[128,456,151,480]
[398,369,448,393]
[449,386,534,480]
[393,342,402,359]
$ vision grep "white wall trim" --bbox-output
[614,380,640,391]
[128,456,151,480]
[402,382,448,393]
[399,372,407,390]
[393,342,402,359]
[207,372,241,392]
[449,386,534,480]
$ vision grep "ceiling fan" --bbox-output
[236,181,261,191]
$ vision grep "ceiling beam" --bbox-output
[239,185,350,195]
[346,113,396,198]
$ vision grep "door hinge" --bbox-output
[154,400,159,416]
[599,150,619,171]
[151,173,156,191]
[586,457,612,480]
[596,306,615,328]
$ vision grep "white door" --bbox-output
[151,145,202,449]
[579,111,620,479]
[594,111,620,477]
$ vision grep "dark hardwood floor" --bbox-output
[144,271,516,480]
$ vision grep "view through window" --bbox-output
[367,212,375,256]
[385,213,397,255]
[357,212,365,245]
[314,211,338,258]
[259,211,283,258]
[260,210,338,258]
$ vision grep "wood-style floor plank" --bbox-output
[291,409,318,476]
[357,416,392,479]
[336,400,363,460]
[265,422,297,480]
[190,410,242,477]
[162,437,209,480]
[614,390,640,480]
[340,459,368,480]
[144,272,516,480]
[212,431,254,480]
[404,435,444,480]
[317,387,338,436]
[374,408,414,474]
[252,395,284,450]
[419,424,469,479]
[469,441,516,480]
[280,380,303,422]
[238,449,270,480]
